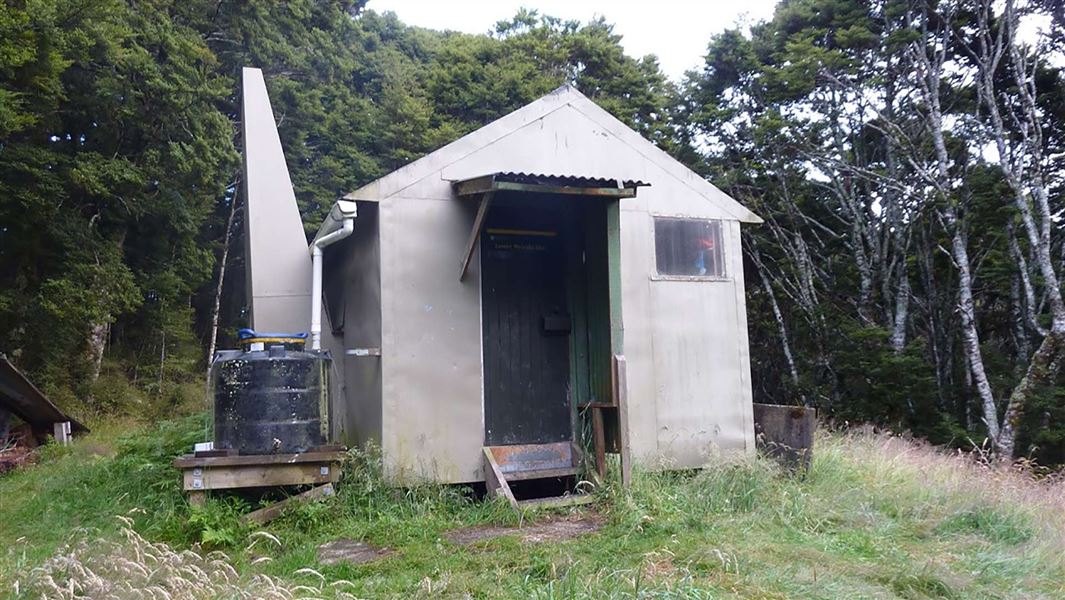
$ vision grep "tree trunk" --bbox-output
[86,321,109,385]
[206,183,241,379]
[890,270,910,353]
[998,327,1065,457]
[751,246,801,393]
[944,205,1001,444]
[969,0,1065,457]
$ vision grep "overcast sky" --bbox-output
[364,0,781,81]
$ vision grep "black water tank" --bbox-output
[212,346,331,454]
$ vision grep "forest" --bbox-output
[1,0,1063,463]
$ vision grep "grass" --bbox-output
[2,417,1065,599]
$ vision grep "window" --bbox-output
[654,217,725,278]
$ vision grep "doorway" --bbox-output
[480,196,612,448]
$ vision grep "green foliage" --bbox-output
[0,0,237,413]
[0,2,681,423]
[829,324,940,437]
[687,0,1065,462]
[937,507,1033,545]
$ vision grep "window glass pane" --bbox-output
[653,218,725,277]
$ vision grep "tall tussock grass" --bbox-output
[585,429,1065,598]
[12,517,359,600]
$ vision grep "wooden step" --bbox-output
[504,466,579,481]
[485,442,575,475]
[517,494,596,509]
[483,443,589,509]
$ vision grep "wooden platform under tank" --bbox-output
[173,448,346,507]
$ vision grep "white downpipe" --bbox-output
[310,217,354,350]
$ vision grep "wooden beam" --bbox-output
[591,406,606,480]
[613,354,632,488]
[483,447,518,509]
[174,450,345,469]
[181,462,339,491]
[453,174,497,197]
[606,201,624,354]
[492,181,637,198]
[459,192,493,281]
[188,490,206,508]
[241,483,335,525]
[503,466,579,481]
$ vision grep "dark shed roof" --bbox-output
[0,355,88,433]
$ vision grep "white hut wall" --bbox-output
[619,206,756,469]
[321,202,383,447]
[379,192,485,484]
[430,103,756,469]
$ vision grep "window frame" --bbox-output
[649,214,730,282]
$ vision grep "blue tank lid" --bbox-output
[238,329,308,340]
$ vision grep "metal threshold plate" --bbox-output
[487,442,574,474]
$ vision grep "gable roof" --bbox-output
[344,86,762,224]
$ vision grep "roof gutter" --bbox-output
[309,201,358,351]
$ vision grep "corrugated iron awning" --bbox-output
[451,172,650,198]
[0,355,88,434]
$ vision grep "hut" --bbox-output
[240,67,762,490]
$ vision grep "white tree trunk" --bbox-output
[970,0,1065,456]
[890,271,910,353]
[751,246,801,390]
[907,5,1002,446]
[86,321,109,385]
[206,184,241,379]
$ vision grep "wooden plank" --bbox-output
[241,483,336,525]
[606,200,624,355]
[173,450,345,468]
[482,447,518,509]
[194,449,238,458]
[188,490,206,508]
[181,462,340,491]
[503,466,579,481]
[493,181,636,198]
[613,354,632,488]
[517,494,597,509]
[591,406,606,480]
[453,174,497,197]
[459,192,493,281]
[488,442,572,473]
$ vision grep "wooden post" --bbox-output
[613,355,632,488]
[53,421,71,446]
[591,407,607,480]
[188,490,206,508]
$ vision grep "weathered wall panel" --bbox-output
[728,220,756,455]
[379,196,485,483]
[650,279,748,465]
[618,210,660,463]
[323,202,383,448]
